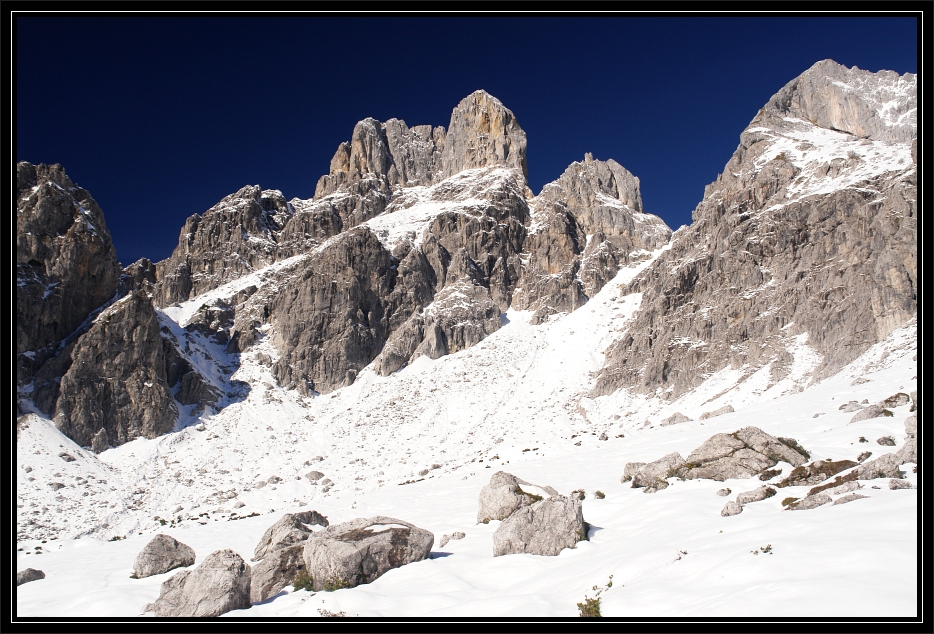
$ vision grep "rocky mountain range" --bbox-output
[17,59,915,458]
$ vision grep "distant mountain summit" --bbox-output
[16,61,915,453]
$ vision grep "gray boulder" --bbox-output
[152,549,251,617]
[888,479,916,490]
[133,534,196,578]
[716,488,732,497]
[776,459,857,487]
[876,436,896,446]
[721,501,743,517]
[699,404,734,420]
[629,452,684,493]
[659,412,692,427]
[305,471,325,483]
[438,531,466,548]
[910,390,917,411]
[250,544,305,604]
[849,404,891,424]
[492,495,585,557]
[838,400,865,413]
[786,494,832,511]
[833,493,869,505]
[735,486,776,506]
[905,414,916,439]
[824,480,862,496]
[682,427,807,481]
[880,392,909,408]
[477,471,557,523]
[254,510,329,561]
[620,462,646,483]
[302,516,433,590]
[17,568,45,585]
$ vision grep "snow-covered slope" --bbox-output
[16,315,917,617]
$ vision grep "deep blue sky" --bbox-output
[16,16,917,266]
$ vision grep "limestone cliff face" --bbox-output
[53,290,178,448]
[155,186,293,306]
[16,163,122,386]
[154,90,669,395]
[513,155,671,324]
[594,60,916,399]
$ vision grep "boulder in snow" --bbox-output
[152,549,251,617]
[776,459,857,487]
[735,486,776,506]
[302,516,433,590]
[477,471,557,523]
[682,427,807,482]
[699,404,734,420]
[876,436,896,446]
[721,501,743,517]
[888,478,916,490]
[250,544,306,604]
[849,404,892,424]
[133,534,196,579]
[629,452,684,493]
[620,462,646,483]
[438,531,466,548]
[716,488,732,497]
[785,494,832,511]
[659,412,692,427]
[254,510,329,561]
[492,494,585,556]
[17,568,45,585]
[833,493,869,505]
[880,392,909,408]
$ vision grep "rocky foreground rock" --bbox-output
[477,471,559,523]
[253,510,329,561]
[151,549,251,617]
[624,426,808,491]
[492,494,585,557]
[133,534,196,579]
[301,516,433,591]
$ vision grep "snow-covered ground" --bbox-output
[16,252,918,616]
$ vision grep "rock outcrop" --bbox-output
[681,427,808,481]
[17,162,121,401]
[152,549,251,617]
[492,494,585,557]
[595,61,916,401]
[301,516,433,590]
[51,290,178,447]
[133,534,196,579]
[156,187,293,306]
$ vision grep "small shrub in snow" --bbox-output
[572,489,586,500]
[781,497,798,507]
[292,570,314,592]
[323,576,351,592]
[594,490,605,499]
[577,575,613,617]
[318,608,346,617]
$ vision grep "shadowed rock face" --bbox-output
[594,60,916,400]
[16,162,121,389]
[156,186,293,306]
[52,290,178,447]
